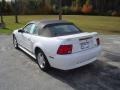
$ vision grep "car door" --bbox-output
[22,23,36,52]
[16,28,24,45]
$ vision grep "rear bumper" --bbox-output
[49,46,102,70]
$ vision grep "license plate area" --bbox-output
[79,37,92,50]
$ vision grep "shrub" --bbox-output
[62,6,71,14]
[111,11,118,16]
[71,6,81,14]
[81,0,93,14]
[82,4,93,14]
[38,3,53,14]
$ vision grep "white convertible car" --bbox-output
[13,20,101,71]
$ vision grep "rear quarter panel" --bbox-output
[32,36,63,58]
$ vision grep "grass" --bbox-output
[0,15,120,35]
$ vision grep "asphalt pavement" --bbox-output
[0,35,120,90]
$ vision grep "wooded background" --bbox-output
[0,0,120,16]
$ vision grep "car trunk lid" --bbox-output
[56,32,99,53]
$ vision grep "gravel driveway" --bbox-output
[0,35,120,90]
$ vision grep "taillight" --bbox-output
[96,38,100,45]
[57,45,73,55]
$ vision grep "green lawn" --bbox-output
[0,15,120,35]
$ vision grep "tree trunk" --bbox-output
[0,15,4,23]
[14,0,19,23]
[0,0,5,23]
[59,0,62,20]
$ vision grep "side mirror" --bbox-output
[18,29,24,33]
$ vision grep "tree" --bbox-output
[0,1,3,23]
[27,0,38,14]
[11,0,19,23]
[75,0,79,7]
[0,0,6,23]
[5,2,13,15]
[59,0,62,20]
[82,0,93,14]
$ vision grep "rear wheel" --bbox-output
[13,36,18,49]
[36,50,50,71]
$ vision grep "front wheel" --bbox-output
[36,50,50,71]
[13,36,18,49]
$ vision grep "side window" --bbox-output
[38,28,52,37]
[29,24,36,34]
[32,26,39,35]
[23,24,33,33]
[23,23,37,34]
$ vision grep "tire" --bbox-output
[13,36,18,49]
[36,50,50,71]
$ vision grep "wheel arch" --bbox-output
[34,46,47,59]
[34,47,43,56]
[13,34,17,40]
[34,46,50,66]
[12,34,17,41]
[13,34,15,38]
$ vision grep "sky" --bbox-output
[0,0,11,1]
[6,0,11,1]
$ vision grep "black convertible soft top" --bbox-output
[28,20,73,29]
